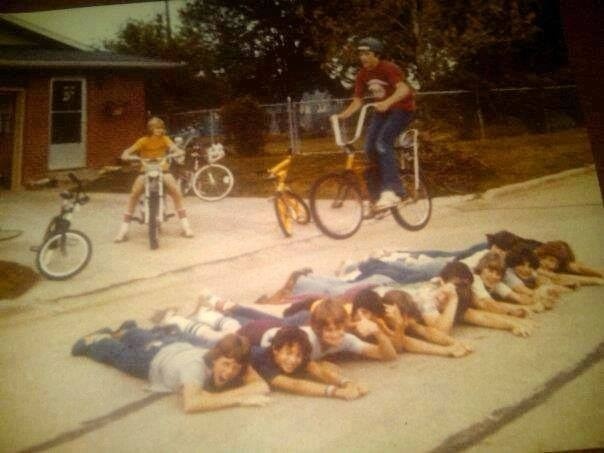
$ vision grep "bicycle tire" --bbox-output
[192,164,234,201]
[35,229,92,280]
[391,172,432,231]
[149,192,160,250]
[284,190,311,225]
[274,193,293,237]
[309,173,363,240]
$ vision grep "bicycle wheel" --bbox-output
[192,164,234,201]
[36,229,92,280]
[309,173,363,239]
[391,172,432,231]
[274,193,293,237]
[284,190,311,224]
[148,192,159,250]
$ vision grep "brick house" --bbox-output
[0,15,182,190]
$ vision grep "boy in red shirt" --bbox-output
[336,37,415,210]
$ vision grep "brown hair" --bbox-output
[270,326,312,372]
[310,299,348,335]
[534,241,575,271]
[204,333,250,369]
[474,251,505,276]
[382,290,422,322]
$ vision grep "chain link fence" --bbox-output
[162,85,583,155]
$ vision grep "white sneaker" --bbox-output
[198,289,221,310]
[374,190,401,210]
[180,218,194,238]
[114,223,130,243]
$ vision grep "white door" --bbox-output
[48,78,86,170]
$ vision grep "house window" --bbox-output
[51,80,82,144]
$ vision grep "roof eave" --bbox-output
[0,60,186,69]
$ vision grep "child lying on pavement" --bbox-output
[472,252,548,314]
[71,323,270,413]
[533,241,604,287]
[503,245,572,303]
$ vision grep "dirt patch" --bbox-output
[0,261,40,299]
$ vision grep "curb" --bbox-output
[481,165,595,201]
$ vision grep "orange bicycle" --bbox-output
[260,149,310,237]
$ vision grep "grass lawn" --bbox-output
[84,128,594,199]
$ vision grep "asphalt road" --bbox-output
[0,165,602,453]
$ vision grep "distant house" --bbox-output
[0,15,183,190]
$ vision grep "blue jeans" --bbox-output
[229,305,310,327]
[364,109,413,200]
[293,274,395,297]
[80,326,208,380]
[353,242,488,284]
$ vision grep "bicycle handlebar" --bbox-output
[330,103,376,147]
[123,153,180,163]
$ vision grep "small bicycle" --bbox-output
[173,128,234,201]
[309,103,432,239]
[31,173,92,280]
[259,149,310,237]
[126,154,178,250]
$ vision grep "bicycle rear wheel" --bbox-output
[391,172,432,231]
[192,164,234,201]
[309,173,363,239]
[36,229,92,280]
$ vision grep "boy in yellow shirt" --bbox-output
[115,117,194,241]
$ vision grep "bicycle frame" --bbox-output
[267,154,292,192]
[130,155,176,225]
[330,104,420,190]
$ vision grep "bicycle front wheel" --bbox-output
[192,164,234,201]
[274,193,293,237]
[309,173,363,239]
[148,192,160,250]
[391,172,432,231]
[36,229,92,280]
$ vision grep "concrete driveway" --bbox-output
[0,165,602,452]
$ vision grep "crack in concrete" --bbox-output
[428,341,603,453]
[17,342,603,453]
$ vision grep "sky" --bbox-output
[9,1,188,49]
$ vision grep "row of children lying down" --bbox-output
[71,231,603,413]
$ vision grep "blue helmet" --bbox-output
[357,37,384,54]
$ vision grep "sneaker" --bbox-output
[374,190,401,211]
[198,289,222,310]
[114,223,129,243]
[180,218,194,238]
[71,328,113,356]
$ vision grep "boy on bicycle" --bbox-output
[114,117,194,242]
[336,37,415,211]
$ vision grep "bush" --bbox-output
[220,96,268,156]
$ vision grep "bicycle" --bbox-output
[173,128,234,201]
[125,154,178,250]
[259,149,310,237]
[309,103,432,239]
[31,173,92,280]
